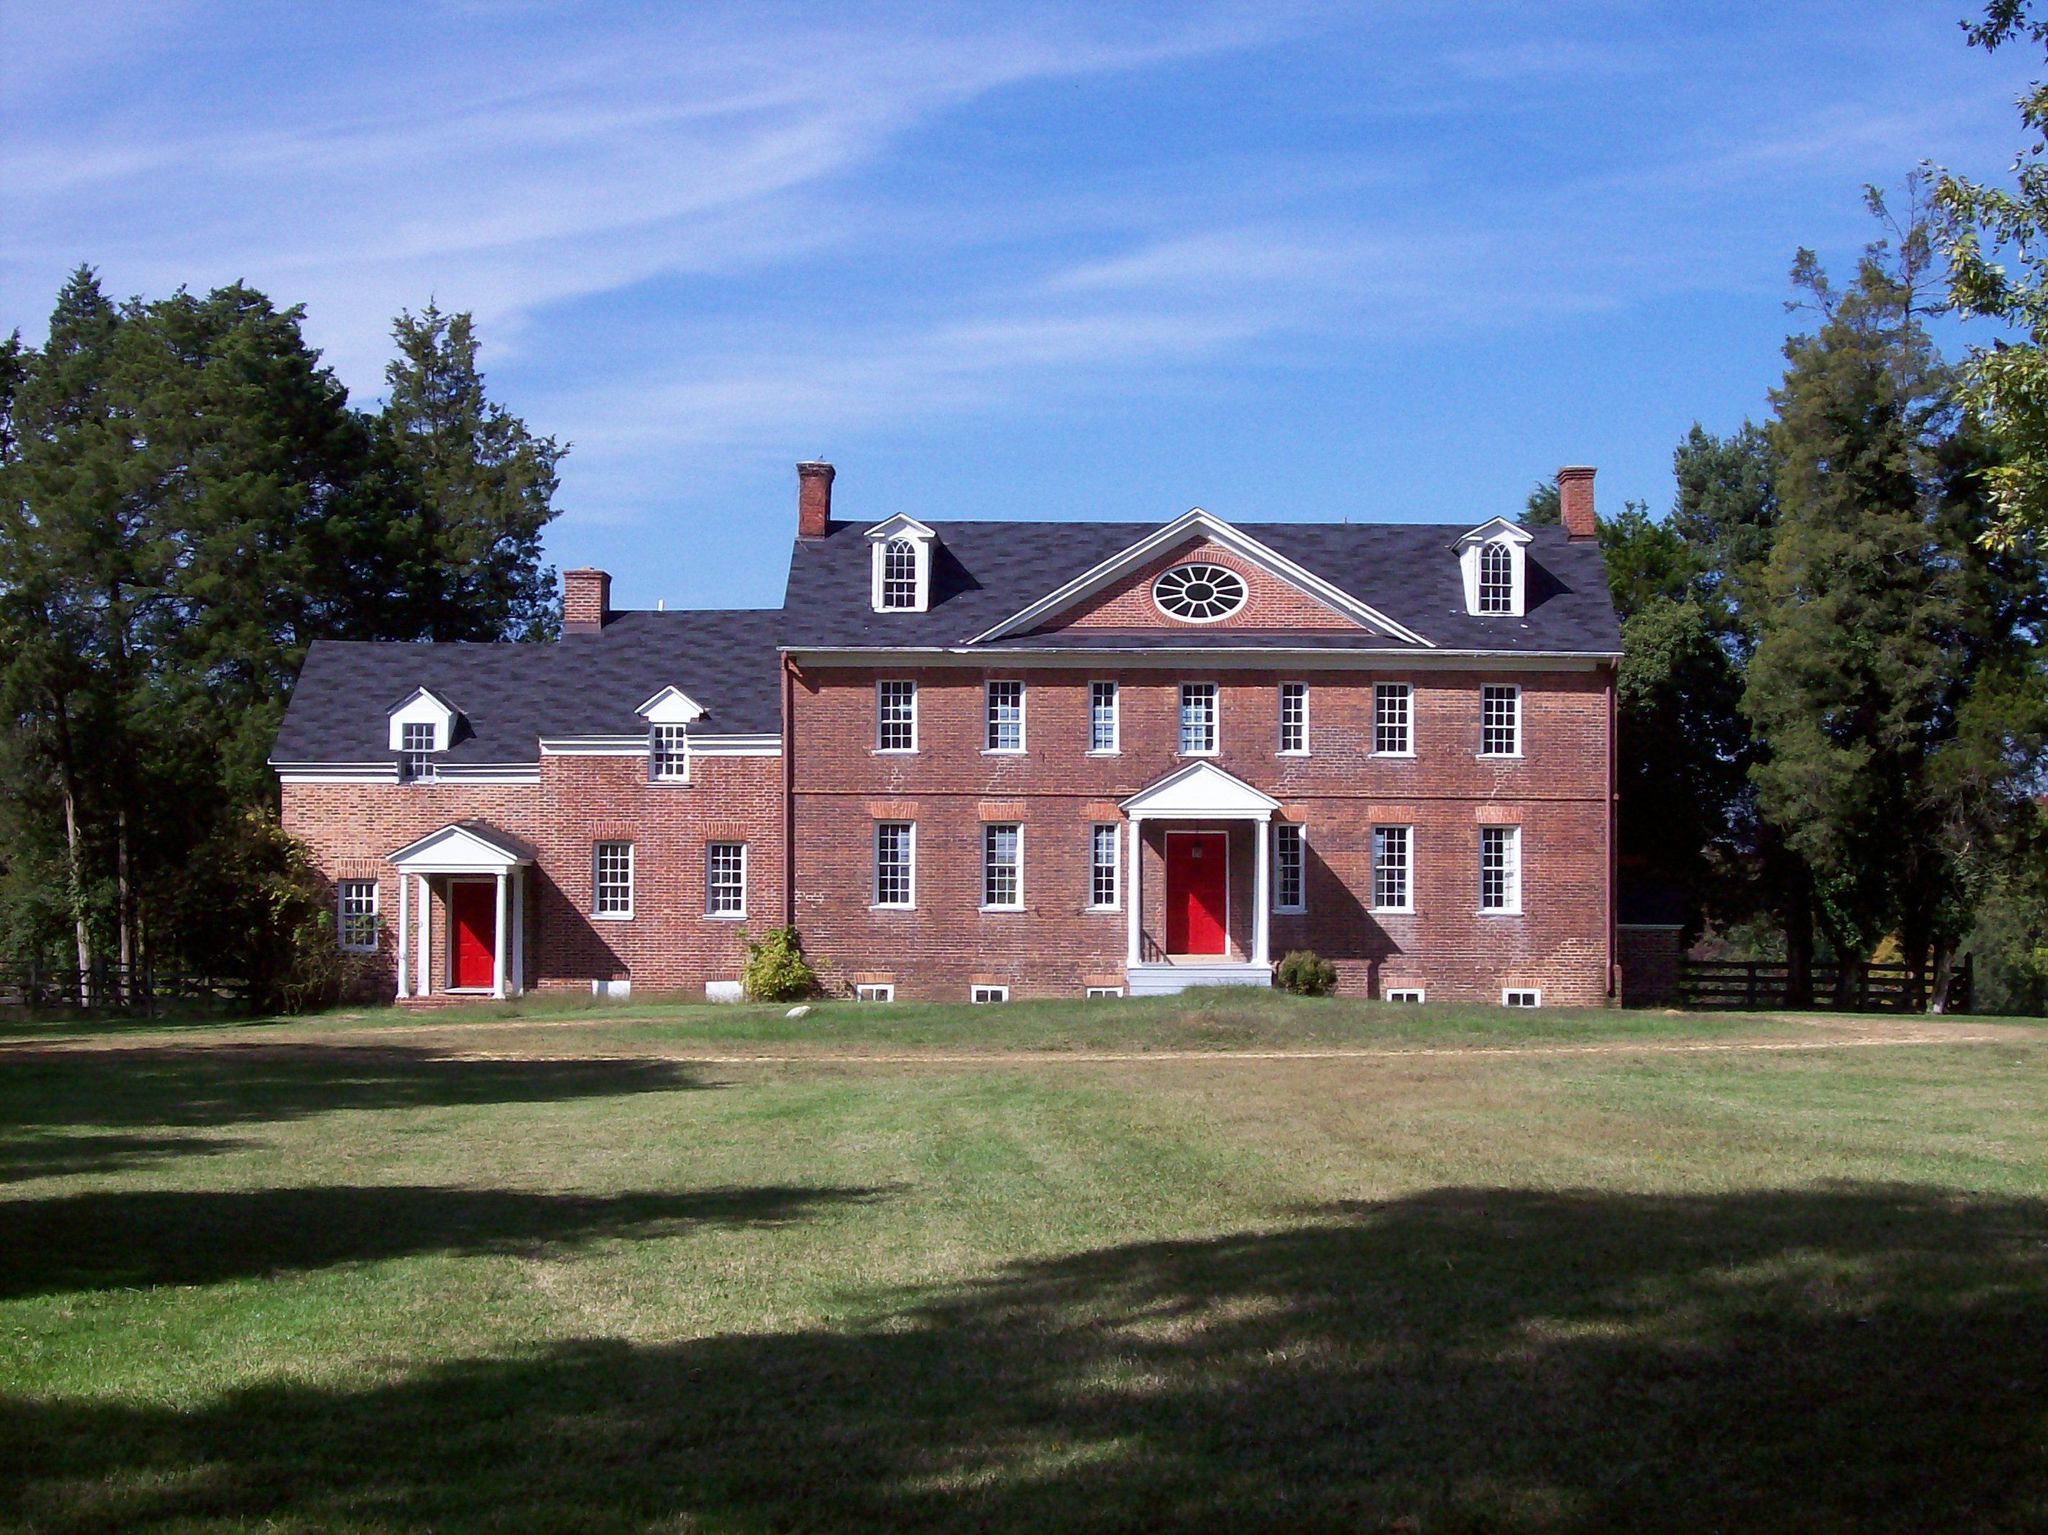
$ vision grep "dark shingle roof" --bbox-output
[780,519,1621,653]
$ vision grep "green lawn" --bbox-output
[3,997,2046,1532]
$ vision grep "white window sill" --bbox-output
[1086,749,1120,757]
[1278,748,1309,757]
[870,903,916,912]
[1477,752,1524,761]
[1273,904,1306,916]
[979,903,1025,913]
[592,911,635,922]
[650,778,692,787]
[981,747,1026,756]
[872,748,918,756]
[1178,749,1219,759]
[1478,908,1523,918]
[1371,750,1415,760]
[1085,903,1120,914]
[339,944,380,955]
[704,911,747,922]
[1370,906,1414,917]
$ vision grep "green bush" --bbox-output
[1275,949,1338,996]
[742,925,818,1002]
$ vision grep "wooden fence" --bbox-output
[0,965,252,1018]
[1677,955,1972,1014]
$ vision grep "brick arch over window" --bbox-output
[1033,539,1362,633]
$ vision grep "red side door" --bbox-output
[1165,833,1229,955]
[450,881,496,989]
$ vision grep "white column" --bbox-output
[1126,817,1142,968]
[510,871,525,996]
[416,875,431,997]
[1252,816,1272,967]
[396,872,411,1000]
[491,870,509,1000]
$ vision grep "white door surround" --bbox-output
[388,823,534,1001]
[1118,762,1277,995]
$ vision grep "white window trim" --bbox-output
[875,679,919,754]
[971,984,1011,1004]
[873,821,917,910]
[1084,986,1125,999]
[1457,523,1531,617]
[705,842,747,920]
[1273,822,1306,914]
[983,679,1027,755]
[856,983,896,1003]
[1087,680,1120,755]
[1503,988,1542,1008]
[336,880,379,953]
[1372,681,1415,759]
[1478,684,1523,760]
[866,517,935,613]
[650,722,691,783]
[1178,681,1219,758]
[1087,823,1120,911]
[1277,680,1309,755]
[981,823,1025,912]
[1479,825,1522,916]
[593,842,635,921]
[1371,824,1414,915]
[1386,988,1426,1003]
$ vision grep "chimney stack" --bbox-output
[562,567,611,634]
[797,461,835,538]
[1557,465,1597,541]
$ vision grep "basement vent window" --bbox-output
[1385,988,1425,1003]
[1503,989,1542,1008]
[856,984,896,1003]
[1084,986,1124,999]
[970,985,1010,1004]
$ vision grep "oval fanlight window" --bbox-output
[1153,562,1248,622]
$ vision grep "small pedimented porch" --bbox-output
[387,822,535,1002]
[1119,762,1278,996]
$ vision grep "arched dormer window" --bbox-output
[1478,541,1514,613]
[865,515,936,613]
[1455,519,1532,617]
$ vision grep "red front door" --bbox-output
[450,881,496,990]
[1166,832,1229,956]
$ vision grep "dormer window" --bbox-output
[1456,519,1532,618]
[865,515,936,613]
[400,722,438,781]
[650,723,690,782]
[388,686,458,780]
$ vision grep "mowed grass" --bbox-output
[2,996,2046,1532]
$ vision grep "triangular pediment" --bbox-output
[1120,761,1282,820]
[1456,517,1533,548]
[635,686,708,724]
[968,509,1432,647]
[389,822,535,871]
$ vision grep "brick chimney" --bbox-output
[1557,465,1597,541]
[797,460,835,538]
[561,567,611,634]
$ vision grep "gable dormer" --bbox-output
[865,514,936,613]
[1456,519,1533,618]
[636,686,708,782]
[388,686,458,753]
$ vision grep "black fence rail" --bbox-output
[1677,955,1972,1014]
[0,965,252,1017]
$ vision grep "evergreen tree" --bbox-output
[1522,478,1560,525]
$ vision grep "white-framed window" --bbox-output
[1273,822,1305,912]
[337,879,379,951]
[1478,541,1515,614]
[1373,683,1412,756]
[971,984,1010,1004]
[1085,986,1125,999]
[1480,684,1521,757]
[856,983,896,1003]
[879,537,920,610]
[1386,988,1426,1003]
[876,680,918,752]
[705,842,746,918]
[1179,682,1218,755]
[1089,681,1119,754]
[874,821,915,908]
[1503,988,1542,1008]
[1089,823,1119,909]
[985,680,1025,753]
[400,721,438,781]
[593,841,634,919]
[1278,682,1308,754]
[1480,825,1521,914]
[1372,825,1412,912]
[983,823,1023,909]
[650,723,690,782]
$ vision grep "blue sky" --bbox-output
[1,2,2036,611]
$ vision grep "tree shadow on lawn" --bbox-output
[6,1183,2046,1532]
[0,1182,888,1299]
[0,1044,709,1183]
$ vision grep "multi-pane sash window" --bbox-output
[1480,825,1521,913]
[877,680,917,752]
[706,842,746,917]
[1089,681,1119,753]
[983,823,1022,908]
[1274,823,1305,911]
[593,842,634,918]
[1090,824,1119,908]
[879,538,919,609]
[1478,542,1515,613]
[337,880,379,951]
[1372,825,1412,912]
[875,822,915,907]
[400,722,437,780]
[1373,683,1412,755]
[986,680,1024,752]
[1278,682,1307,753]
[1179,682,1218,755]
[651,723,689,781]
[1480,685,1521,757]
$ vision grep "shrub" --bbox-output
[1275,949,1338,996]
[742,925,818,1002]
